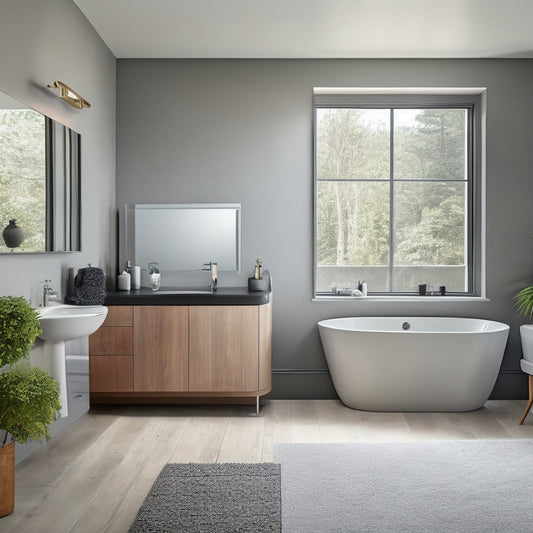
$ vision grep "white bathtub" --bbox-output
[318,317,509,412]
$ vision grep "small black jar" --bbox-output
[2,219,24,248]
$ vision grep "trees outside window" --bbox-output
[315,103,474,295]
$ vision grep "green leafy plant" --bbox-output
[0,296,42,367]
[0,296,60,447]
[514,285,533,322]
[0,363,60,445]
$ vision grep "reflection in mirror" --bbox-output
[0,91,81,253]
[125,204,241,272]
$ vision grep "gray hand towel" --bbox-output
[69,266,106,305]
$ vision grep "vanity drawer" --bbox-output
[89,356,133,392]
[89,327,133,355]
[102,305,133,327]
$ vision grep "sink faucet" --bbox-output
[42,279,58,307]
[202,262,218,291]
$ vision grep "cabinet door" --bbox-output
[133,306,189,392]
[189,306,259,392]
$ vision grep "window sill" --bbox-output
[312,295,490,303]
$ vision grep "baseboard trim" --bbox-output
[272,369,329,375]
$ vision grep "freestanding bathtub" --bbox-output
[318,317,509,412]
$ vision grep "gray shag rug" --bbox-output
[129,462,281,533]
[275,440,533,533]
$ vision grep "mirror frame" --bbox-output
[124,203,242,272]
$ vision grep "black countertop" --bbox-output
[104,287,271,306]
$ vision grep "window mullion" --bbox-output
[467,107,474,294]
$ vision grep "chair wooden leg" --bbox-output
[519,375,533,425]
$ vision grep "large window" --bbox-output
[314,91,482,297]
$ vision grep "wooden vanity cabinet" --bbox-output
[89,302,272,405]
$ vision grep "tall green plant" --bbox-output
[0,296,60,447]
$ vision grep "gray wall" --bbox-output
[0,0,116,302]
[1,0,116,461]
[117,59,533,400]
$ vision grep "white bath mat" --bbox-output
[275,440,533,532]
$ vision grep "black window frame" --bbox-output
[313,91,483,298]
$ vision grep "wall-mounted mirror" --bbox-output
[0,90,81,253]
[125,204,241,271]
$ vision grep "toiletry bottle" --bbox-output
[131,265,141,290]
[148,262,160,290]
[361,281,368,296]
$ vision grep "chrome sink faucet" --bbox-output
[202,262,218,291]
[42,279,58,307]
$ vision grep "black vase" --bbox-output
[3,219,24,248]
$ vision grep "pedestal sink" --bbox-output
[38,304,108,417]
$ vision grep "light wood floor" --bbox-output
[2,399,533,533]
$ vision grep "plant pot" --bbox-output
[248,277,267,292]
[0,441,15,517]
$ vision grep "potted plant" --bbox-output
[248,258,268,291]
[0,296,61,517]
[515,285,533,348]
[514,285,533,365]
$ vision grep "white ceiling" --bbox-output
[73,0,533,59]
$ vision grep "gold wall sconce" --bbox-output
[47,81,91,109]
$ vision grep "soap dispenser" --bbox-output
[248,258,267,291]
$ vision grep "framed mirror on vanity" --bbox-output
[124,203,241,272]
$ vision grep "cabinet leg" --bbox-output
[256,396,260,416]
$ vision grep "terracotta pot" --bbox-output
[0,441,15,517]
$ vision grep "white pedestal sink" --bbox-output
[37,304,108,417]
